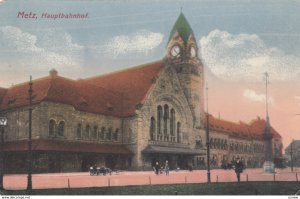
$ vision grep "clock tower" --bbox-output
[165,13,205,128]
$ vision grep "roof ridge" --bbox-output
[84,59,163,81]
[5,74,76,89]
[209,114,249,127]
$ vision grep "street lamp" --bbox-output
[26,76,33,194]
[0,116,7,191]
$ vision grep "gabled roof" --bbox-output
[0,60,164,117]
[208,115,281,140]
[168,13,194,44]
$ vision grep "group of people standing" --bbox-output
[152,158,244,182]
[153,160,170,176]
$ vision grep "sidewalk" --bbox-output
[3,168,299,190]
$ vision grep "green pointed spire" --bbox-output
[168,13,194,44]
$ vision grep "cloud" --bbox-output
[104,30,163,57]
[200,29,300,81]
[0,26,83,71]
[243,89,274,105]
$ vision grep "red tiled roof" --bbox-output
[249,118,281,139]
[0,61,164,117]
[3,139,132,154]
[44,76,126,117]
[0,77,51,110]
[84,60,164,116]
[208,115,281,140]
[0,76,125,117]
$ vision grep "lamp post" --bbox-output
[205,84,211,183]
[0,117,7,191]
[26,76,33,194]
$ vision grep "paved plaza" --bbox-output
[3,168,300,190]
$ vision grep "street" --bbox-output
[2,167,300,190]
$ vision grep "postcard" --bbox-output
[0,0,299,196]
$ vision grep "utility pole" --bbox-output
[205,83,211,183]
[27,76,33,194]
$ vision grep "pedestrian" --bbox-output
[155,161,160,175]
[234,157,244,182]
[165,160,170,176]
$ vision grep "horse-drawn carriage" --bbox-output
[89,166,112,176]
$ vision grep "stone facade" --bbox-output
[4,102,123,143]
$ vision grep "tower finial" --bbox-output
[180,7,182,13]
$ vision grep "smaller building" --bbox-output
[285,140,300,167]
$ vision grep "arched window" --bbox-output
[157,106,162,135]
[150,117,155,140]
[163,104,169,135]
[170,109,175,136]
[49,119,56,136]
[220,139,224,149]
[235,143,238,151]
[195,137,203,148]
[214,139,217,149]
[107,127,112,140]
[229,143,233,151]
[76,123,82,138]
[114,128,119,141]
[99,127,105,140]
[177,122,181,143]
[91,126,98,139]
[85,125,90,139]
[216,138,220,149]
[57,121,65,136]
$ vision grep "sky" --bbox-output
[0,0,299,149]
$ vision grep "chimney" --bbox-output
[49,69,58,77]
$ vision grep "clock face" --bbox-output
[190,47,196,57]
[171,45,180,57]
